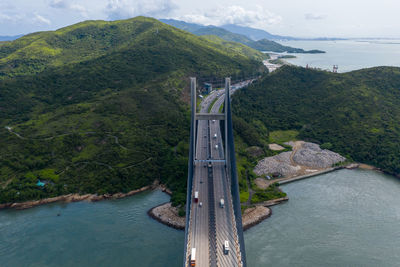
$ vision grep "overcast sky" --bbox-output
[0,0,399,38]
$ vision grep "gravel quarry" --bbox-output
[254,141,346,178]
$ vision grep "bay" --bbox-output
[278,40,400,72]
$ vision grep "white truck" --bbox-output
[223,240,230,255]
[190,248,196,266]
[220,198,224,208]
[194,191,199,203]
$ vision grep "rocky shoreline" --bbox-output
[0,184,156,210]
[147,197,289,231]
[148,202,186,230]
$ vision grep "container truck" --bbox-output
[190,248,196,266]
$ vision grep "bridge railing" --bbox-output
[225,80,247,267]
[183,78,196,267]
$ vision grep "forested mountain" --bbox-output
[160,19,324,54]
[0,16,266,204]
[232,66,400,176]
[220,24,293,41]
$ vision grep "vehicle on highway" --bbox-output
[194,191,199,203]
[191,248,196,266]
[223,240,230,255]
[215,144,218,150]
[212,120,215,123]
[199,202,203,207]
[220,198,224,208]
[213,133,217,139]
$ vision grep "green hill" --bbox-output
[193,27,324,53]
[199,35,266,61]
[0,16,265,205]
[248,39,324,53]
[160,19,324,54]
[232,66,400,176]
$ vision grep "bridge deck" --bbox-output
[186,87,242,267]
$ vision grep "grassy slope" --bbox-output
[232,65,400,175]
[200,35,266,61]
[0,16,266,204]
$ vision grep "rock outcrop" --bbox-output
[291,142,346,169]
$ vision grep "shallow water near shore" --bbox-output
[245,169,400,266]
[0,190,183,267]
[1,169,400,266]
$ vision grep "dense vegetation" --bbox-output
[160,19,324,54]
[0,16,266,204]
[232,65,400,176]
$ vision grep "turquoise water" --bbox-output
[0,190,183,267]
[279,40,400,72]
[1,169,400,266]
[245,169,400,266]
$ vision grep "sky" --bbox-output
[0,0,399,38]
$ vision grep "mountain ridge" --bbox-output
[160,19,324,53]
[0,16,266,205]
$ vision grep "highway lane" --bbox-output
[188,90,217,267]
[210,91,240,267]
[187,80,252,267]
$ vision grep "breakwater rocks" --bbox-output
[0,185,152,210]
[242,206,271,231]
[148,202,280,231]
[148,202,186,230]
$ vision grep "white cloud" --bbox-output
[49,0,88,17]
[49,0,68,9]
[177,5,282,29]
[105,0,177,20]
[34,14,51,25]
[305,13,327,20]
[70,4,88,17]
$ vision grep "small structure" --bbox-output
[36,180,45,187]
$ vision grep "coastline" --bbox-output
[0,160,384,232]
[0,182,166,210]
[148,162,381,231]
[147,200,279,231]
